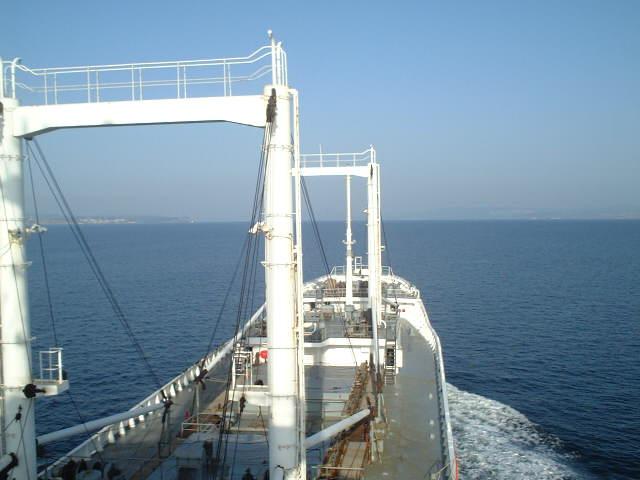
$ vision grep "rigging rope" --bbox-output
[27,139,165,394]
[26,154,58,346]
[24,149,109,469]
[300,177,332,280]
[213,96,275,478]
[14,403,34,480]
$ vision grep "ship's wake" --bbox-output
[447,384,588,479]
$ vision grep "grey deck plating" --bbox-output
[366,319,448,478]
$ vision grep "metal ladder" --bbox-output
[383,315,398,385]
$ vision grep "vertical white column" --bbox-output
[344,175,354,306]
[263,85,299,479]
[291,88,306,476]
[367,156,381,384]
[0,97,36,480]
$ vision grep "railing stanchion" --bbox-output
[223,61,227,96]
[138,68,143,100]
[183,65,187,98]
[176,63,180,99]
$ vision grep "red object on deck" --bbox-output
[259,350,268,360]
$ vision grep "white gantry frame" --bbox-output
[297,148,383,378]
[0,34,304,480]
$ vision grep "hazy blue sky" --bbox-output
[2,1,639,220]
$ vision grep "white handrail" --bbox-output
[16,46,272,75]
[416,302,457,478]
[8,41,287,105]
[300,148,376,168]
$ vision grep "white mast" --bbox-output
[344,175,354,306]
[263,34,302,480]
[0,66,37,480]
[367,149,382,401]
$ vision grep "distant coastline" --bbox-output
[33,215,195,225]
[29,216,640,225]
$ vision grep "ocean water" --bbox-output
[28,221,639,479]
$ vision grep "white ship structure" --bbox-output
[0,34,456,479]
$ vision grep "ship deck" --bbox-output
[42,272,454,479]
[365,319,447,479]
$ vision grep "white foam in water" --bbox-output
[447,384,586,479]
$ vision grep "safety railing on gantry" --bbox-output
[300,148,376,169]
[1,41,287,105]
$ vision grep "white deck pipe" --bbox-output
[37,402,165,445]
[304,408,370,449]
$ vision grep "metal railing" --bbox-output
[39,306,264,478]
[300,148,375,169]
[329,264,393,277]
[311,287,369,298]
[180,414,221,436]
[38,347,64,382]
[416,302,457,479]
[1,40,287,105]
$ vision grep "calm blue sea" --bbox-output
[29,221,639,479]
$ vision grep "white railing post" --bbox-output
[138,68,143,100]
[57,348,63,382]
[176,63,180,99]
[43,71,48,105]
[183,65,187,98]
[130,66,135,100]
[96,71,100,102]
[10,58,21,98]
[269,30,277,85]
[223,61,228,96]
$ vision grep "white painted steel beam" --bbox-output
[298,166,369,178]
[304,408,370,449]
[12,95,267,137]
[37,402,165,445]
